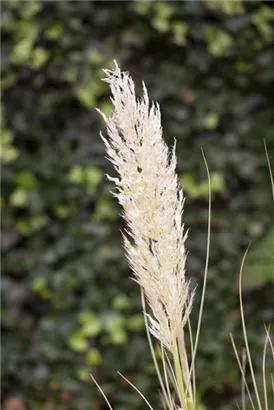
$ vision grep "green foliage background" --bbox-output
[1,1,274,409]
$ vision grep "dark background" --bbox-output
[1,1,274,409]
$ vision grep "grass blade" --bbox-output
[262,326,270,410]
[230,334,256,410]
[90,373,114,410]
[118,372,155,410]
[141,289,169,406]
[264,140,274,203]
[239,244,263,410]
[241,348,247,410]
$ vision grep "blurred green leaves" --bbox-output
[206,28,233,57]
[93,196,119,221]
[1,128,19,163]
[31,277,52,299]
[112,294,131,311]
[243,228,274,289]
[16,170,37,189]
[68,330,89,353]
[69,311,128,355]
[45,22,64,40]
[86,348,102,366]
[252,6,274,43]
[180,172,225,199]
[79,311,102,337]
[16,215,49,235]
[10,23,40,64]
[10,188,28,207]
[2,1,274,410]
[104,313,128,345]
[68,166,103,193]
[172,21,188,46]
[206,1,244,16]
[75,82,96,109]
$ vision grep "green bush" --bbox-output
[1,1,273,409]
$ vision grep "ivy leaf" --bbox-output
[68,330,88,352]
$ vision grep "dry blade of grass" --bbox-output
[141,289,170,406]
[238,244,263,410]
[230,333,256,410]
[117,372,155,410]
[230,141,274,410]
[262,326,270,410]
[164,348,180,397]
[187,318,195,405]
[264,325,274,360]
[89,373,114,410]
[264,139,274,202]
[161,343,173,409]
[186,149,211,404]
[241,348,247,410]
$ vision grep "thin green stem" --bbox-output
[264,325,274,359]
[187,149,211,390]
[241,348,246,410]
[161,343,173,410]
[173,342,194,410]
[264,139,274,203]
[173,342,187,410]
[141,289,169,406]
[178,327,193,403]
[230,334,256,410]
[164,349,180,397]
[187,318,196,406]
[239,245,263,410]
[262,328,269,410]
